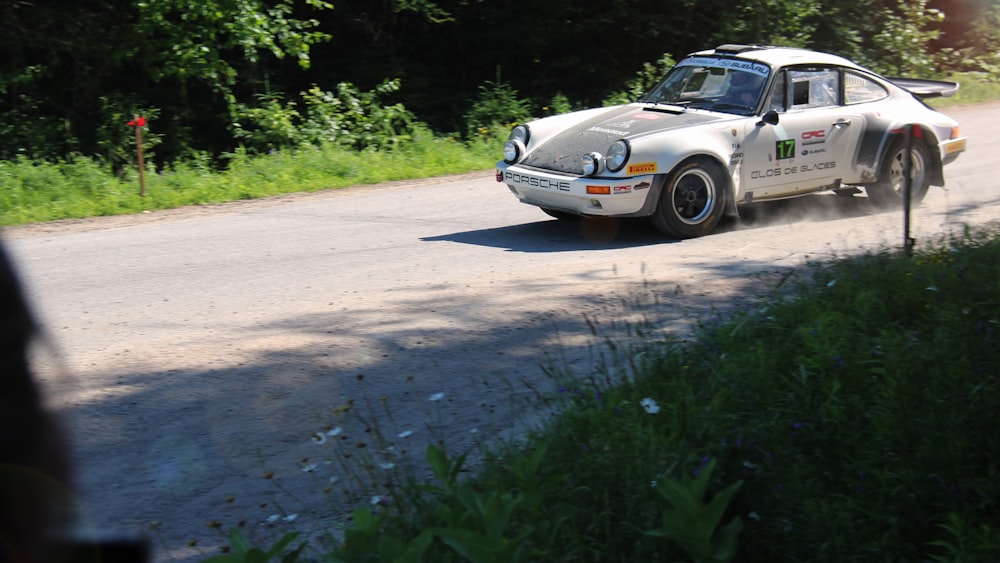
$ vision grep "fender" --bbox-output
[869,124,945,186]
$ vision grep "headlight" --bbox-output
[581,152,602,176]
[503,139,525,163]
[508,124,530,145]
[604,139,630,172]
[503,125,530,163]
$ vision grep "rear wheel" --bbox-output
[650,158,727,239]
[866,137,931,208]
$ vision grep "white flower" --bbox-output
[469,428,478,434]
[827,279,837,288]
[327,427,343,437]
[302,463,318,473]
[379,462,395,470]
[640,397,661,414]
[749,511,762,521]
[429,392,445,402]
[397,430,413,439]
[328,475,339,485]
[283,514,298,522]
[311,432,327,445]
[266,514,281,524]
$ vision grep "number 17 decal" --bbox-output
[776,139,796,160]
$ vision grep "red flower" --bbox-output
[127,116,147,127]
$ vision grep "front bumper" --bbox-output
[495,163,657,217]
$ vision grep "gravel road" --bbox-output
[4,101,998,561]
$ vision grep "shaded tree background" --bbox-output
[0,0,996,166]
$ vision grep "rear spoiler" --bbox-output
[888,77,960,99]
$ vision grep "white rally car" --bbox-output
[495,44,967,238]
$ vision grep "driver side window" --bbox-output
[788,69,840,109]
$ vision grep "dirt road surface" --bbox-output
[4,102,998,560]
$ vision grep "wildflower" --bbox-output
[379,462,395,470]
[266,514,281,524]
[748,511,761,521]
[470,428,479,434]
[429,392,445,401]
[640,397,661,414]
[302,463,318,473]
[327,427,343,437]
[827,279,837,287]
[370,495,391,506]
[328,476,339,485]
[312,432,327,445]
[283,514,298,522]
[397,430,413,439]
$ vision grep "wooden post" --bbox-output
[132,114,147,197]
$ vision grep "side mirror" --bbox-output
[756,110,779,127]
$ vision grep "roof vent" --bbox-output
[714,44,766,55]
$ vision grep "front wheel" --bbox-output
[866,137,931,208]
[650,158,727,239]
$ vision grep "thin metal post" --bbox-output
[903,124,914,256]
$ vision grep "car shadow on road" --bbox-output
[425,192,881,251]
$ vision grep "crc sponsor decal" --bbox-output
[801,129,826,145]
[750,161,837,179]
[775,139,796,160]
[612,185,632,194]
[503,170,571,192]
[627,162,658,174]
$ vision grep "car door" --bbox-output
[741,67,865,200]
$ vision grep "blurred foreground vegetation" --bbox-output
[208,225,1000,562]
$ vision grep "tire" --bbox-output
[866,136,931,208]
[650,158,727,239]
[541,208,580,221]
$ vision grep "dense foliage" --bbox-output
[1,0,998,168]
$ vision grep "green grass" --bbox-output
[927,71,1000,108]
[0,128,501,227]
[203,226,1000,562]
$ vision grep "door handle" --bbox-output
[834,119,852,128]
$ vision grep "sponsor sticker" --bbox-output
[612,185,632,194]
[627,162,658,174]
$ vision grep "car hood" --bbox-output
[521,104,721,174]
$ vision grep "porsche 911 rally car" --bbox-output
[495,44,967,238]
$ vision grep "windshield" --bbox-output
[639,56,771,116]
